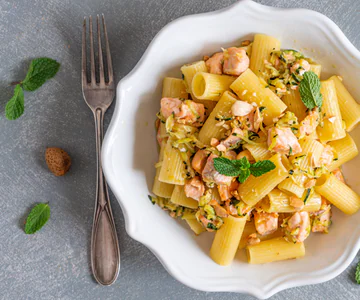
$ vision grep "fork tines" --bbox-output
[82,14,113,87]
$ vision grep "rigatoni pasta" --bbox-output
[210,216,247,266]
[314,173,360,215]
[198,91,238,144]
[258,189,321,213]
[250,33,281,78]
[152,140,175,198]
[158,138,186,185]
[247,237,305,264]
[149,33,360,266]
[162,77,188,99]
[230,69,287,125]
[328,133,358,171]
[317,79,346,142]
[329,75,360,132]
[282,89,307,121]
[238,153,289,206]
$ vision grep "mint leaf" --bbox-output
[238,169,251,183]
[24,203,50,234]
[213,157,241,176]
[356,260,360,284]
[22,58,60,91]
[5,84,24,120]
[299,71,323,109]
[249,160,276,177]
[234,156,250,169]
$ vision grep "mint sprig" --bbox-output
[5,84,24,120]
[299,71,323,109]
[213,157,276,183]
[24,203,50,234]
[22,58,60,91]
[5,57,60,120]
[356,260,360,284]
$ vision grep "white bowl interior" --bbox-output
[102,1,360,298]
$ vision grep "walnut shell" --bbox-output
[45,147,71,176]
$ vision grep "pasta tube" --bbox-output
[246,237,305,264]
[170,184,198,209]
[198,91,238,144]
[329,75,360,132]
[185,219,205,235]
[152,140,175,197]
[181,61,218,113]
[210,216,247,266]
[230,69,287,125]
[238,153,289,206]
[278,178,305,198]
[309,64,321,78]
[162,77,188,99]
[282,89,307,121]
[250,34,281,78]
[258,188,321,213]
[243,143,272,161]
[314,173,360,215]
[192,72,235,101]
[158,138,186,185]
[328,133,358,171]
[317,79,346,142]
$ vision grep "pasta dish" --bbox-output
[149,34,360,265]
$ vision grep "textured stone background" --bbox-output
[0,0,359,299]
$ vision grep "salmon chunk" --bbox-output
[268,127,302,155]
[184,176,205,201]
[205,52,224,75]
[160,98,205,126]
[202,154,233,185]
[253,212,279,235]
[223,47,249,76]
[191,150,209,174]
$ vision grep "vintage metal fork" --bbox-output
[82,15,120,286]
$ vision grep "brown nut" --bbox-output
[45,147,71,176]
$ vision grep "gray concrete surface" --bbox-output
[0,0,359,299]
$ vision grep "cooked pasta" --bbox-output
[250,33,281,79]
[192,72,236,101]
[247,237,305,264]
[317,79,346,142]
[328,133,358,171]
[210,216,247,266]
[282,89,307,121]
[198,91,238,144]
[149,33,360,266]
[238,153,289,206]
[152,140,175,198]
[230,69,287,125]
[329,75,360,132]
[258,188,321,213]
[162,77,188,99]
[315,173,360,215]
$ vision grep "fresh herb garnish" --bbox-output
[289,146,293,156]
[5,57,60,120]
[299,71,323,109]
[356,260,360,284]
[24,203,50,234]
[213,157,276,183]
[5,85,24,120]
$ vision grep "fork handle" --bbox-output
[90,108,120,285]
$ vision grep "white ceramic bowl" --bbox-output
[102,1,360,298]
